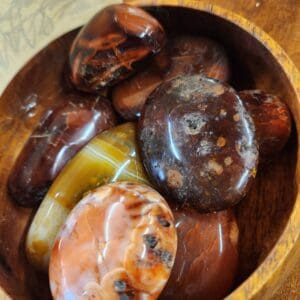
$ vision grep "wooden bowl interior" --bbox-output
[0,6,297,299]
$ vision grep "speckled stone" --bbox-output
[49,182,177,300]
[138,75,258,212]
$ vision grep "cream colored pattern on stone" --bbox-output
[0,1,120,298]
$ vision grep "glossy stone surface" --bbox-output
[239,90,291,157]
[69,4,166,93]
[49,182,177,300]
[139,75,258,212]
[8,93,117,207]
[161,207,238,300]
[26,123,150,270]
[112,51,168,121]
[112,36,230,120]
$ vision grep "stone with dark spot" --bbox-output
[119,294,131,300]
[157,215,170,227]
[138,75,258,212]
[68,4,166,92]
[143,234,158,249]
[153,249,173,268]
[114,280,127,292]
[49,182,177,299]
[239,90,291,158]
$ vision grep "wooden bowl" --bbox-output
[0,0,299,299]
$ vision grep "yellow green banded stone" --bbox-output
[26,123,149,270]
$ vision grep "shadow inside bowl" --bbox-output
[0,6,297,299]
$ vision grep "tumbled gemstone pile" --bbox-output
[8,4,291,300]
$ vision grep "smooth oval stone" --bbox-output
[239,90,291,157]
[26,123,150,270]
[138,75,258,212]
[161,207,238,300]
[69,4,166,92]
[112,36,230,120]
[49,182,177,300]
[8,93,117,207]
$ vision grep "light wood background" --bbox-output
[0,0,299,299]
[199,2,300,298]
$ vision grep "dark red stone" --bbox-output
[112,36,230,121]
[112,50,167,121]
[8,93,117,207]
[238,90,291,157]
[161,207,239,300]
[138,75,258,212]
[69,4,166,93]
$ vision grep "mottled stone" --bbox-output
[138,75,258,212]
[112,36,230,120]
[161,207,238,300]
[239,90,291,157]
[26,123,150,270]
[69,4,166,92]
[49,182,177,300]
[8,93,117,207]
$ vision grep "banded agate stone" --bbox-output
[26,123,149,270]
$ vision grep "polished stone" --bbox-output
[69,4,166,92]
[49,182,177,300]
[26,123,150,270]
[112,35,230,120]
[161,207,238,300]
[139,75,258,212]
[8,93,117,207]
[239,90,291,158]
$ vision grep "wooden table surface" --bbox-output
[0,0,299,299]
[206,1,300,298]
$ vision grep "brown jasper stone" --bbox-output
[138,75,258,212]
[112,36,230,120]
[69,4,166,93]
[238,90,291,157]
[49,182,177,300]
[8,93,117,207]
[112,50,168,120]
[160,207,238,300]
[165,36,230,82]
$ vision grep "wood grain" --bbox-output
[0,0,299,299]
[179,2,300,298]
[125,3,300,298]
[199,0,300,70]
[200,2,300,298]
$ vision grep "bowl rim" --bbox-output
[0,0,299,299]
[125,1,300,299]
